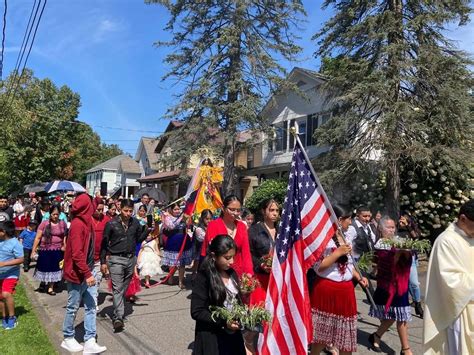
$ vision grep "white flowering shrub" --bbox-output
[399,159,473,238]
[346,159,473,239]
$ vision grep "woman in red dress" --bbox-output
[201,195,253,277]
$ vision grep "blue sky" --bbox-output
[2,0,473,156]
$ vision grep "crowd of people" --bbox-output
[0,191,472,355]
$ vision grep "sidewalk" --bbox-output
[22,267,425,355]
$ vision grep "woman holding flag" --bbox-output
[310,205,368,355]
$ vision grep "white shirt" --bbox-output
[314,238,354,282]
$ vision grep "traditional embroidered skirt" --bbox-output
[34,249,64,283]
[310,277,357,352]
[162,248,193,267]
[369,287,412,322]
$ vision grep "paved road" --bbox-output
[22,264,426,355]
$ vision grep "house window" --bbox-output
[274,122,287,152]
[307,113,319,146]
[247,147,254,169]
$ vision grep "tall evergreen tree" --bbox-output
[314,0,473,217]
[148,0,304,195]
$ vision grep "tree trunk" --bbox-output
[384,0,403,218]
[385,158,400,219]
[222,136,236,197]
[221,4,244,197]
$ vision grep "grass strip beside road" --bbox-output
[0,282,57,355]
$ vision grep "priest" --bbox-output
[423,199,474,355]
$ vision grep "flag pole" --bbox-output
[290,127,376,309]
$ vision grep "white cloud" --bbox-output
[93,18,122,43]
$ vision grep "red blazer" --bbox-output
[201,217,253,277]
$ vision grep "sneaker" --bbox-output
[83,338,107,354]
[1,318,7,328]
[4,316,17,330]
[113,318,124,332]
[61,337,84,353]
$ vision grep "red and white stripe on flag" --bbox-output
[258,139,338,355]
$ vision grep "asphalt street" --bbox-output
[22,263,427,355]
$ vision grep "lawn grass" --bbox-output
[0,282,57,355]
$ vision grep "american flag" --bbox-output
[259,140,338,355]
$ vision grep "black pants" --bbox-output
[23,248,32,269]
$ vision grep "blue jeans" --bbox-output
[62,270,98,341]
[408,256,421,302]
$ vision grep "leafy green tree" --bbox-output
[313,0,473,218]
[148,0,304,195]
[0,69,122,193]
[245,179,287,215]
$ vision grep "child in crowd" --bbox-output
[241,209,254,229]
[191,234,245,355]
[18,220,38,272]
[0,221,24,329]
[138,228,162,288]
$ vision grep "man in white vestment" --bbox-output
[423,199,474,355]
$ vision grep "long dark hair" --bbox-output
[198,209,212,229]
[200,234,237,306]
[220,195,241,218]
[332,204,351,264]
[43,204,64,243]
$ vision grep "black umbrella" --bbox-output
[23,182,47,194]
[135,186,167,203]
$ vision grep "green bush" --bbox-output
[245,179,287,214]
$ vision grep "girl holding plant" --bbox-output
[310,205,368,355]
[191,234,246,355]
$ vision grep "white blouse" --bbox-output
[313,238,354,282]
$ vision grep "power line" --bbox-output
[4,0,39,103]
[0,0,7,80]
[71,121,164,134]
[0,0,38,113]
[7,0,46,107]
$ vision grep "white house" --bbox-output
[134,137,160,177]
[242,67,333,180]
[85,154,141,198]
[232,67,340,202]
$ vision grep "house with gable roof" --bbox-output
[134,137,160,177]
[85,154,141,198]
[235,67,334,201]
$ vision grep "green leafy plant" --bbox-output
[356,251,374,273]
[245,179,287,214]
[381,238,432,254]
[210,300,271,332]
